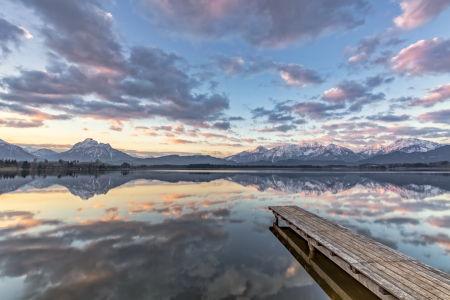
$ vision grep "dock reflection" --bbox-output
[270,224,379,300]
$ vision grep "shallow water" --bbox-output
[0,171,449,299]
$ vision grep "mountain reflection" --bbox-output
[1,171,449,200]
[1,171,450,299]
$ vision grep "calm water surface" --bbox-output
[0,171,449,299]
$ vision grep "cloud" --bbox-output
[0,206,316,299]
[345,33,404,67]
[258,124,296,133]
[152,125,173,132]
[365,75,395,88]
[139,0,370,48]
[366,114,410,122]
[388,125,450,138]
[322,79,385,111]
[392,38,450,76]
[210,55,325,88]
[319,120,450,146]
[420,233,450,253]
[428,216,450,228]
[0,210,62,236]
[323,80,368,103]
[418,109,450,124]
[161,194,193,201]
[165,138,196,144]
[394,0,450,30]
[277,64,325,87]
[293,118,307,125]
[0,118,44,128]
[347,34,381,64]
[374,217,419,226]
[253,100,348,122]
[0,2,230,127]
[408,83,450,107]
[210,54,245,75]
[21,0,126,71]
[109,125,123,131]
[251,105,295,124]
[213,121,231,130]
[203,132,228,139]
[0,18,32,57]
[0,210,234,299]
[291,101,347,120]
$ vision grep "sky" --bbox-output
[0,0,450,158]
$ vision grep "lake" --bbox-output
[0,171,449,299]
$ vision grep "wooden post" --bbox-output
[308,238,315,255]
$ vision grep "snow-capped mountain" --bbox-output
[23,146,38,153]
[311,144,362,162]
[384,138,443,153]
[55,138,134,162]
[32,149,59,159]
[226,142,362,163]
[225,146,269,163]
[359,138,444,159]
[0,139,35,161]
[263,143,327,162]
[227,138,447,163]
[357,144,387,159]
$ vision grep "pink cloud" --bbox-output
[418,108,450,124]
[165,138,196,144]
[410,83,450,107]
[323,88,348,102]
[392,38,450,76]
[394,0,450,30]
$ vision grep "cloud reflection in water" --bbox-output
[0,171,450,298]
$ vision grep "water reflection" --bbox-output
[0,171,449,299]
[1,171,449,200]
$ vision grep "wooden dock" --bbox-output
[271,224,380,300]
[269,206,450,300]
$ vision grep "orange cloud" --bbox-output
[165,138,196,144]
[161,194,193,201]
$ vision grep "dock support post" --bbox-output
[308,238,315,258]
[275,216,278,225]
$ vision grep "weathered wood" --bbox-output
[269,205,450,300]
[271,224,380,300]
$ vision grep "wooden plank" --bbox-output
[321,230,450,296]
[279,209,403,264]
[320,229,410,263]
[320,225,450,292]
[317,225,450,299]
[273,210,364,264]
[272,224,380,300]
[364,262,440,300]
[321,230,450,298]
[377,262,450,299]
[324,227,415,262]
[269,206,450,300]
[409,260,450,282]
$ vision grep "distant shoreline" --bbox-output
[1,162,450,174]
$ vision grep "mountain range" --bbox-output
[225,138,447,163]
[0,137,449,166]
[0,138,230,165]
